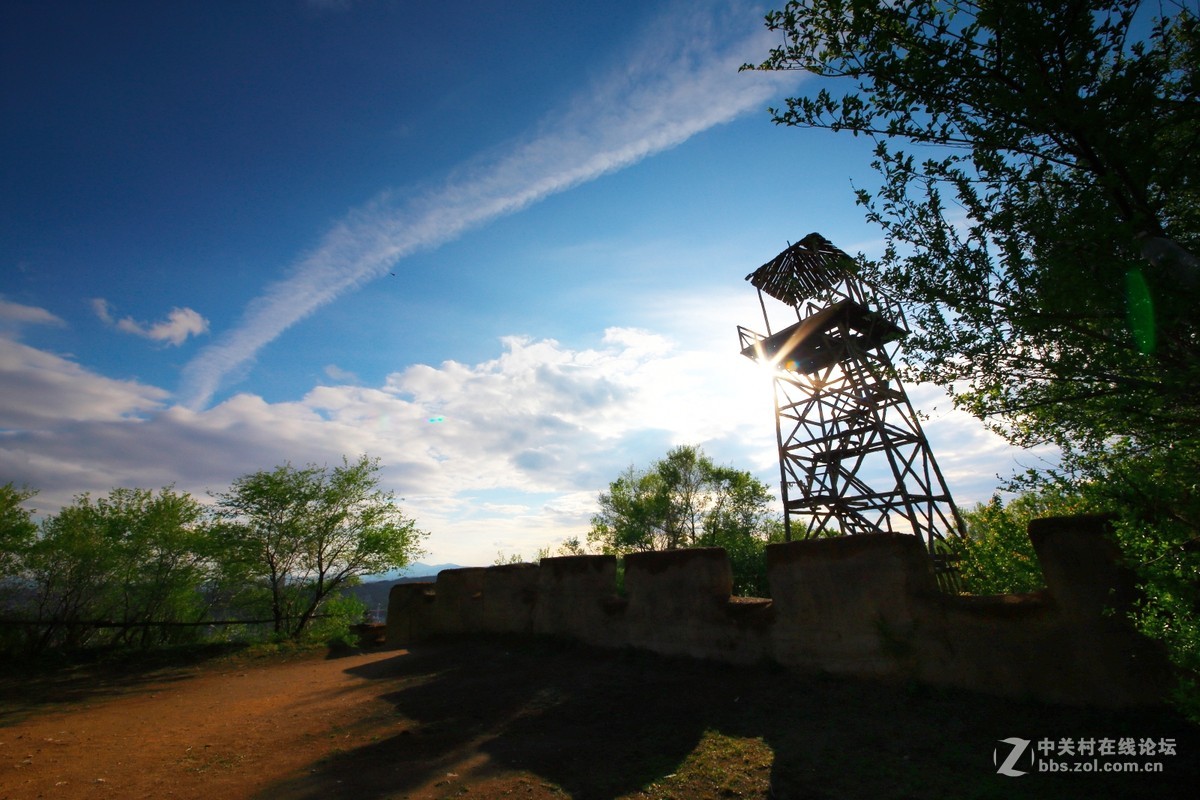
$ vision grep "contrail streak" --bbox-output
[179,1,801,409]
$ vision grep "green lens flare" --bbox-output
[1124,269,1156,355]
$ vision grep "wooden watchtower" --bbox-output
[737,234,963,587]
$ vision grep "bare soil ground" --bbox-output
[1,638,1198,799]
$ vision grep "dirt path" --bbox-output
[2,640,1198,800]
[0,648,418,799]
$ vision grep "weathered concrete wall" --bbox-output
[532,554,623,647]
[386,516,1174,707]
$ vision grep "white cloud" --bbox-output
[94,299,210,346]
[0,337,167,430]
[322,364,359,383]
[0,298,65,329]
[0,296,1033,564]
[178,0,803,409]
[909,382,1060,502]
[0,320,780,561]
[120,308,210,345]
[91,298,115,324]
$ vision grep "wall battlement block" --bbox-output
[387,516,1173,707]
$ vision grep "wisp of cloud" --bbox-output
[178,0,802,410]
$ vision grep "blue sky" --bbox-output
[1,0,1049,566]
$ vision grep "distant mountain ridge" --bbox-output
[367,562,464,582]
[342,562,464,621]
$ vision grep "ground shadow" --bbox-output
[0,642,256,726]
[261,638,1200,800]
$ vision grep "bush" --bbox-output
[954,441,1200,721]
[949,485,1095,595]
[303,592,368,648]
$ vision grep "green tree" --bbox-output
[588,464,670,554]
[0,484,38,652]
[101,487,212,646]
[556,536,587,556]
[961,443,1200,719]
[23,506,114,650]
[0,483,37,577]
[212,455,426,639]
[589,446,780,595]
[1028,441,1200,715]
[17,487,212,651]
[748,0,1200,453]
[951,485,1098,595]
[749,0,1200,716]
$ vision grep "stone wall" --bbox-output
[386,515,1173,707]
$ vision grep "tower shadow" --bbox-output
[257,638,1200,800]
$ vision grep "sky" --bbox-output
[0,0,1053,567]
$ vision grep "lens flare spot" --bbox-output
[428,415,445,423]
[1125,269,1156,354]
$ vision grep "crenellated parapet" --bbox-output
[387,516,1173,707]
